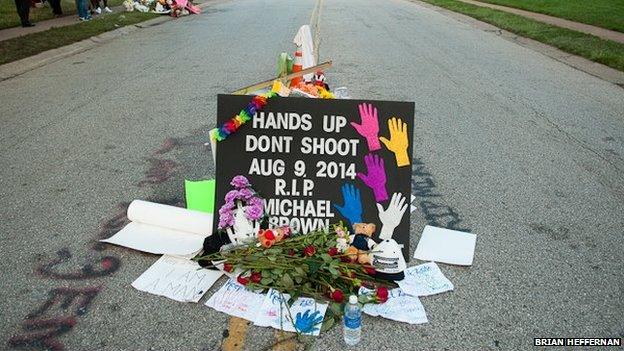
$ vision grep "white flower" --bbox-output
[336,238,349,252]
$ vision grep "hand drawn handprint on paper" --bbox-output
[294,310,323,334]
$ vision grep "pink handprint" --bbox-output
[357,154,388,202]
[351,103,381,152]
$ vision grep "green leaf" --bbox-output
[294,275,302,284]
[281,273,294,290]
[320,316,335,332]
[261,277,273,285]
[320,253,332,263]
[329,302,343,316]
[306,261,321,274]
[294,266,305,275]
[358,295,370,304]
[290,290,301,304]
[267,256,277,262]
[328,267,339,276]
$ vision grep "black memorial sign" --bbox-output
[214,94,415,258]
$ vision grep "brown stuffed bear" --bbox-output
[346,223,377,264]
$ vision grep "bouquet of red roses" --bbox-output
[194,223,394,331]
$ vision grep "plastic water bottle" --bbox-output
[343,295,361,345]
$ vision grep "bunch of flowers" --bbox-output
[217,176,265,229]
[195,223,395,331]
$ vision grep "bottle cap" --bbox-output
[349,295,358,304]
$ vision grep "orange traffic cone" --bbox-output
[290,49,303,88]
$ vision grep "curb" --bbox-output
[0,1,213,82]
[457,0,624,44]
[411,0,624,87]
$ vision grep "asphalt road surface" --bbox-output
[1,0,623,349]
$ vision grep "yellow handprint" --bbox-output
[379,117,410,167]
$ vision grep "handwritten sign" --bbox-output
[131,255,222,302]
[398,262,454,297]
[254,288,291,328]
[205,279,265,321]
[255,288,327,336]
[214,95,415,258]
[360,287,428,324]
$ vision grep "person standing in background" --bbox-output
[91,0,112,14]
[14,0,34,27]
[76,0,91,21]
[49,0,63,16]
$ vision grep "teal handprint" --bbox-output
[294,310,323,334]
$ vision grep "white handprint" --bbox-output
[376,192,408,240]
[226,204,260,244]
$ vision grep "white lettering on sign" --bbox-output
[252,112,312,131]
[300,137,359,156]
[274,178,314,196]
[322,115,347,133]
[248,158,285,176]
[245,135,294,153]
[265,199,334,218]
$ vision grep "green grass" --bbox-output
[0,0,124,30]
[0,11,157,65]
[476,0,624,33]
[420,0,624,72]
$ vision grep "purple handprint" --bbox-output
[351,103,381,152]
[357,154,388,202]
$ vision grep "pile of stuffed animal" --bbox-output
[290,70,336,99]
[123,0,200,16]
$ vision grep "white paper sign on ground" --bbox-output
[132,255,222,302]
[414,225,477,265]
[398,262,454,297]
[359,287,428,325]
[101,200,213,256]
[255,289,327,336]
[254,288,291,327]
[205,279,265,322]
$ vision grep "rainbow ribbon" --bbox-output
[210,91,277,142]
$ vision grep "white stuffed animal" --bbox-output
[225,203,260,245]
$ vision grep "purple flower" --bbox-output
[225,199,236,210]
[224,190,239,203]
[230,175,250,189]
[218,212,235,229]
[248,197,264,208]
[245,204,264,221]
[219,204,232,215]
[239,188,254,200]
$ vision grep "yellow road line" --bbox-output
[222,317,250,351]
[225,3,324,350]
[310,0,324,63]
[272,330,298,351]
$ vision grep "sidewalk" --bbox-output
[0,6,123,42]
[457,0,624,44]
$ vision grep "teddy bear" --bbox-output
[257,226,290,248]
[345,223,377,264]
